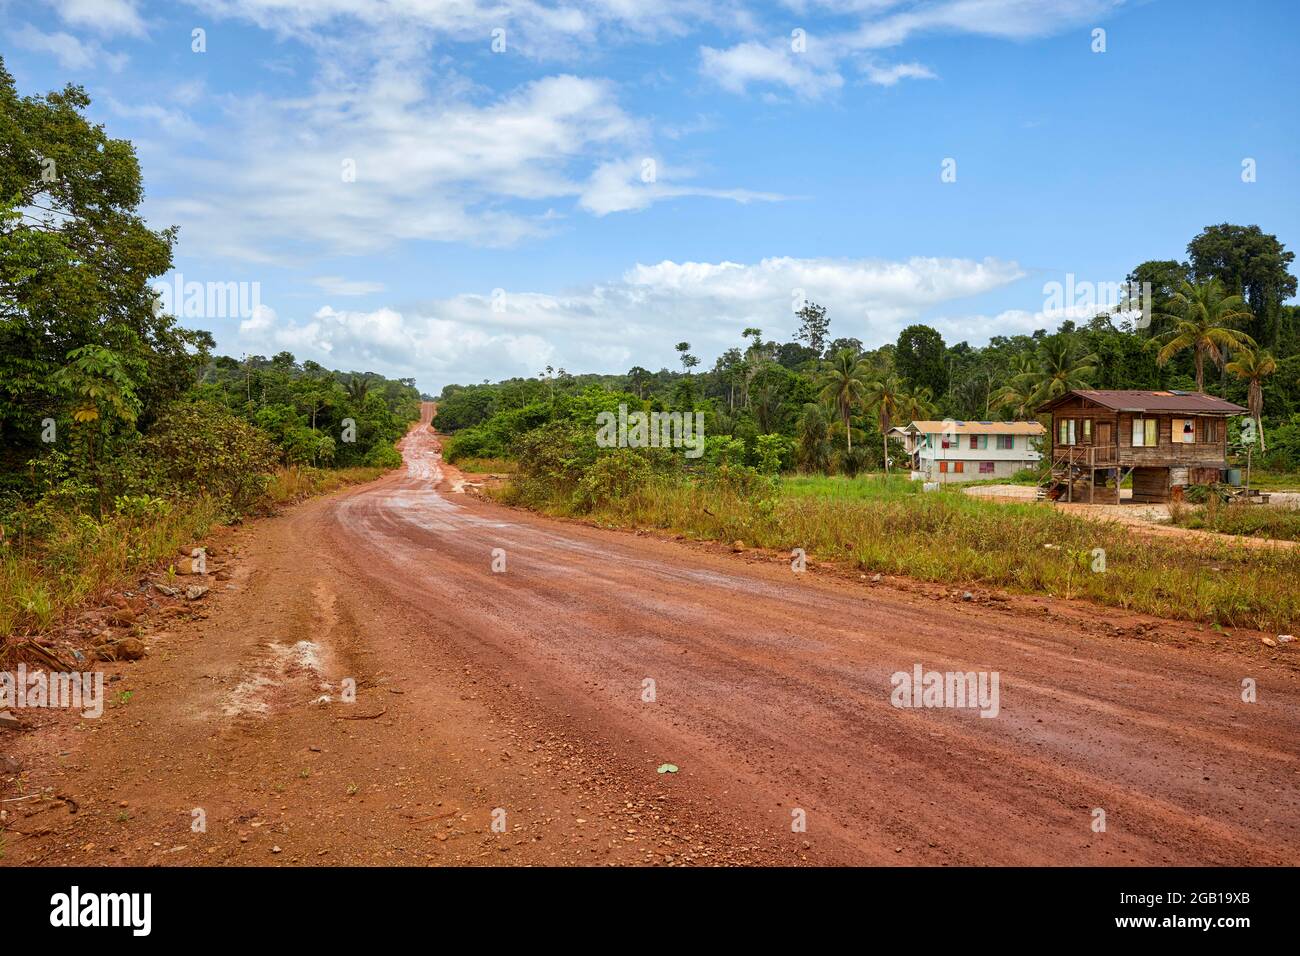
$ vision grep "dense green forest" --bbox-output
[0,58,418,636]
[0,59,420,530]
[440,226,1300,479]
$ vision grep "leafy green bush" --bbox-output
[575,450,652,510]
[365,443,403,468]
[755,433,792,475]
[141,401,279,513]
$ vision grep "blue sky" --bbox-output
[3,0,1297,393]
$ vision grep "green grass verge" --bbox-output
[498,474,1300,633]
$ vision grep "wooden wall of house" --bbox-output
[1115,413,1228,468]
[1050,401,1230,470]
[1132,466,1170,503]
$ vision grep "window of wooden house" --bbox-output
[1196,418,1222,443]
[1132,417,1158,447]
[979,461,995,474]
[1082,419,1092,443]
[997,434,1014,450]
[1172,418,1196,443]
[1057,419,1077,445]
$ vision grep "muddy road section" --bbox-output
[3,404,1297,865]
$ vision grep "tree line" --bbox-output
[441,223,1300,475]
[0,58,420,526]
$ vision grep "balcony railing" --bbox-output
[1052,443,1118,469]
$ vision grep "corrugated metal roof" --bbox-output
[1038,390,1247,414]
[908,420,1045,435]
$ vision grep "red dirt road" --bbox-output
[4,404,1298,866]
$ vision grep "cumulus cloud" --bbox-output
[146,64,775,262]
[236,255,1025,389]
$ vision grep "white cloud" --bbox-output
[183,0,744,58]
[311,276,387,296]
[703,0,1123,97]
[148,65,769,262]
[236,255,1025,389]
[700,40,843,99]
[106,99,201,137]
[862,59,936,86]
[45,0,147,36]
[844,0,1124,50]
[579,158,786,215]
[11,24,128,72]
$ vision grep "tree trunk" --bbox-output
[1195,349,1205,392]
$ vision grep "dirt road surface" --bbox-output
[3,405,1298,866]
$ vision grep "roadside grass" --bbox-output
[1172,497,1300,542]
[1,496,221,641]
[1234,470,1300,492]
[782,473,922,500]
[502,474,1300,633]
[452,457,515,474]
[264,465,386,504]
[1,464,385,647]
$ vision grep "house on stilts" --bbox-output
[1037,389,1247,503]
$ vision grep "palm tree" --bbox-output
[865,373,903,474]
[897,384,936,423]
[816,348,870,452]
[343,372,374,404]
[991,354,1039,418]
[1225,349,1277,451]
[1027,336,1098,406]
[1152,278,1255,392]
[796,402,834,472]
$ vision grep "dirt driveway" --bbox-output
[3,407,1297,866]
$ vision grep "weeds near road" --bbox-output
[1169,498,1300,542]
[264,465,386,504]
[1,496,221,640]
[500,472,1300,633]
[1,465,384,648]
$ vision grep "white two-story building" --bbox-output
[890,420,1045,483]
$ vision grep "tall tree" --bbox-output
[0,56,207,472]
[1187,224,1296,349]
[1152,278,1256,392]
[1027,335,1099,406]
[894,324,948,397]
[1124,259,1190,336]
[796,402,833,472]
[794,301,830,354]
[674,342,698,375]
[816,348,870,452]
[865,373,903,474]
[991,353,1040,419]
[626,365,653,399]
[1225,349,1276,451]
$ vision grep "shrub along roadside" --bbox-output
[494,470,1300,634]
[0,463,386,646]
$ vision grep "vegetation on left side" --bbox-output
[0,60,418,642]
